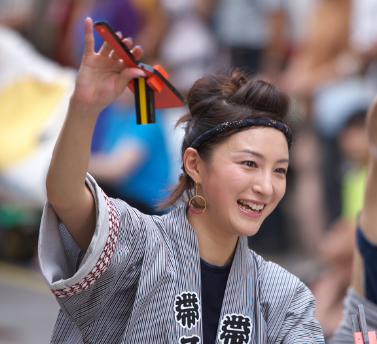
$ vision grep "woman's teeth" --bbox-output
[238,200,264,212]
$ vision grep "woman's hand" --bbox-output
[72,17,145,114]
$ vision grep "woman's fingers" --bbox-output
[108,37,142,63]
[131,45,143,61]
[123,37,133,50]
[99,31,123,56]
[109,50,119,61]
[83,17,95,56]
[121,38,143,61]
[84,19,144,71]
[83,17,142,64]
[98,42,112,56]
[117,67,146,90]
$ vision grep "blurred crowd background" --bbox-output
[1,0,377,341]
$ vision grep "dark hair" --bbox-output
[160,69,291,209]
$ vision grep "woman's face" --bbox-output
[198,127,289,238]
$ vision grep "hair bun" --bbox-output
[229,77,289,118]
[187,69,289,121]
[187,70,250,117]
[221,70,248,98]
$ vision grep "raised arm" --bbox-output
[46,18,145,250]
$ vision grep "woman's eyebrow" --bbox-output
[237,149,289,164]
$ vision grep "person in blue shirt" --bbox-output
[89,98,171,214]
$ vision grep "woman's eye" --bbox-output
[242,161,257,168]
[275,168,287,175]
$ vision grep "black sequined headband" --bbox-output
[190,118,293,149]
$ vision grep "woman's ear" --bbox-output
[183,147,203,183]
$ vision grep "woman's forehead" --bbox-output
[219,127,289,158]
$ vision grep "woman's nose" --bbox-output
[252,172,273,197]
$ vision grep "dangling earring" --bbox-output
[188,182,207,214]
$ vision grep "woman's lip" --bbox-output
[238,199,265,206]
[237,202,263,219]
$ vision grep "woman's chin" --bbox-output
[231,217,263,237]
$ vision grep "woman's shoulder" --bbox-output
[113,202,187,239]
[248,249,312,304]
[249,250,300,284]
[248,250,319,336]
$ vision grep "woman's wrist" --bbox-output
[68,94,103,121]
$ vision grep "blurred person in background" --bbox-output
[279,0,352,106]
[279,0,352,244]
[329,97,377,343]
[20,0,79,61]
[0,0,76,260]
[59,0,169,67]
[0,25,75,207]
[281,0,377,108]
[313,108,369,337]
[158,0,218,93]
[280,0,377,335]
[213,0,289,78]
[281,0,377,230]
[89,92,172,215]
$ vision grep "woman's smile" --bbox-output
[237,199,265,219]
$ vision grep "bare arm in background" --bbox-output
[352,98,377,295]
[90,139,147,182]
[46,17,145,251]
[261,6,289,80]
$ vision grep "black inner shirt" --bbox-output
[200,259,232,344]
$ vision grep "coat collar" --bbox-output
[166,204,266,343]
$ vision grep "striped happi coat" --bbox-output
[39,175,325,343]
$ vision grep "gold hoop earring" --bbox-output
[188,182,207,214]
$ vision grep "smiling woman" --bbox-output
[38,18,326,344]
[160,73,292,269]
[186,127,289,267]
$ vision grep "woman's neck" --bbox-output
[187,209,239,267]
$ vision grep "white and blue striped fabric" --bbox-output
[329,288,377,343]
[38,175,370,343]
